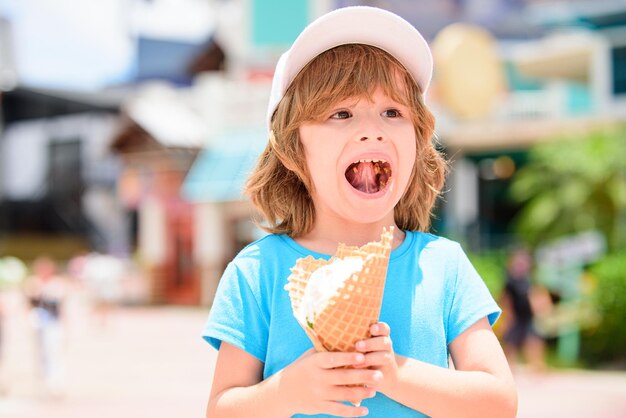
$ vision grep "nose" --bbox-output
[356,113,386,143]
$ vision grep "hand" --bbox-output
[355,322,399,396]
[279,348,383,417]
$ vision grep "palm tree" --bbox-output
[510,125,626,251]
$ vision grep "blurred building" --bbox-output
[1,0,625,306]
[434,0,626,249]
[0,0,234,304]
[0,87,125,259]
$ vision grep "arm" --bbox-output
[206,342,382,418]
[357,319,517,418]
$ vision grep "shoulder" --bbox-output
[225,233,301,286]
[231,234,288,265]
[400,231,470,281]
[239,233,285,252]
[405,230,463,259]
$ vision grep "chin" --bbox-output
[341,203,397,225]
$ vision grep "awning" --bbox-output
[511,32,604,83]
[181,129,267,202]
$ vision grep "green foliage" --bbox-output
[580,249,626,366]
[510,126,626,250]
[467,251,506,299]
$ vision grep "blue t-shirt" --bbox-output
[202,230,500,417]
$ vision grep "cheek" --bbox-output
[303,142,341,176]
[305,152,338,193]
[399,138,417,179]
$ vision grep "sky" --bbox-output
[0,0,215,91]
[0,0,618,92]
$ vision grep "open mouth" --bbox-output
[345,159,392,194]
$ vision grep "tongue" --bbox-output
[346,162,379,193]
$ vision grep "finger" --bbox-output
[327,368,383,387]
[329,385,377,403]
[300,348,317,358]
[370,322,390,336]
[355,336,392,353]
[317,352,365,369]
[362,350,394,368]
[321,401,369,417]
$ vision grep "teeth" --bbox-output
[355,159,386,164]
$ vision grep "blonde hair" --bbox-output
[246,44,447,237]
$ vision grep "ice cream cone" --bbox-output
[286,227,393,352]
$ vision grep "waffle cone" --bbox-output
[286,227,393,352]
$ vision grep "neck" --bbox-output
[294,217,405,255]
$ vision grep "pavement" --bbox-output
[0,289,625,418]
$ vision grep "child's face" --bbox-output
[298,87,417,226]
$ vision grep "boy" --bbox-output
[203,6,517,417]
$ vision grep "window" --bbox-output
[611,45,626,96]
[48,140,82,203]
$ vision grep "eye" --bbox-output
[382,108,402,118]
[330,110,352,120]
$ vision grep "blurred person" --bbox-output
[23,256,67,397]
[501,248,550,373]
[79,252,124,329]
[0,286,4,395]
[0,256,29,395]
[0,261,4,381]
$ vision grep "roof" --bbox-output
[181,130,266,203]
[123,83,209,148]
[1,86,124,122]
[511,31,605,82]
[527,2,626,30]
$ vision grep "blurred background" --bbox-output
[0,0,625,417]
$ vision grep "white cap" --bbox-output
[266,6,433,130]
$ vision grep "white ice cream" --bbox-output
[298,256,365,328]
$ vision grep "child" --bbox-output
[202,6,516,418]
[501,248,549,372]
